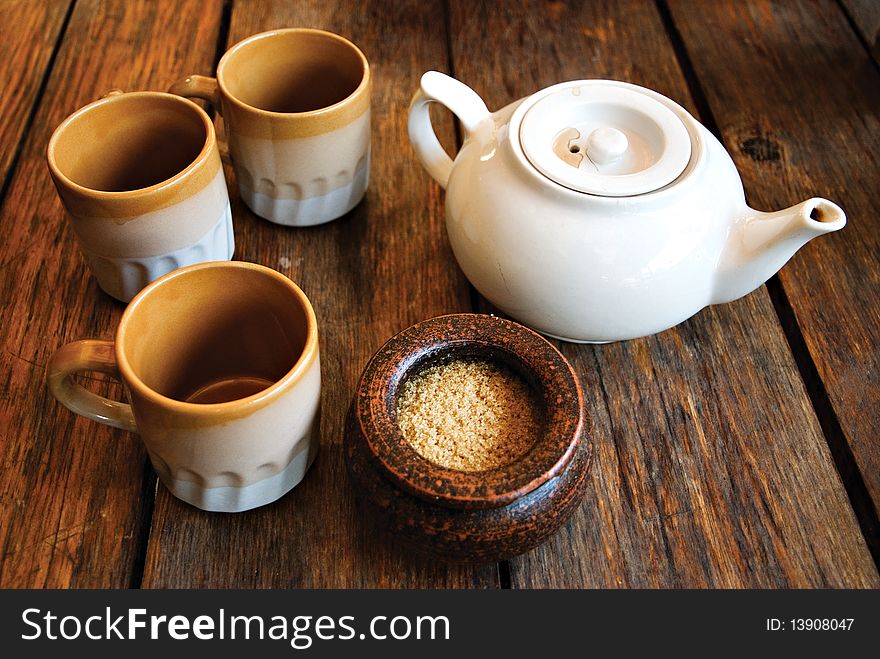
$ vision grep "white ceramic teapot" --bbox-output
[408,71,846,342]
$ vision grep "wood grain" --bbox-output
[668,0,880,555]
[448,0,878,587]
[140,0,496,588]
[0,0,225,587]
[0,0,69,187]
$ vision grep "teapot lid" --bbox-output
[517,81,691,196]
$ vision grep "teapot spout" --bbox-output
[713,198,846,304]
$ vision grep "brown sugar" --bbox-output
[396,358,544,472]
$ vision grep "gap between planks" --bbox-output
[0,0,76,211]
[838,0,880,70]
[766,276,880,569]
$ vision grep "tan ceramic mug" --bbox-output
[47,91,234,302]
[170,28,371,226]
[47,261,321,513]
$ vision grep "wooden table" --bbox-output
[1,0,878,589]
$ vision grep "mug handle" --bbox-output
[47,340,137,432]
[168,75,230,163]
[407,71,490,189]
[168,75,220,106]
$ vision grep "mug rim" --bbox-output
[46,91,216,201]
[216,27,370,120]
[115,261,319,417]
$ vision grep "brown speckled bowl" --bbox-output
[344,313,591,563]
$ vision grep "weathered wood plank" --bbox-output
[449,0,878,587]
[0,0,69,190]
[140,0,495,588]
[0,0,225,587]
[668,0,880,559]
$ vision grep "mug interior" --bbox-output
[50,94,208,192]
[221,30,367,113]
[119,264,312,405]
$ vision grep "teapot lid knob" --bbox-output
[517,81,692,197]
[586,127,628,165]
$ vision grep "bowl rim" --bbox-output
[353,313,586,510]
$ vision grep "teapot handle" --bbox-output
[408,71,490,189]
